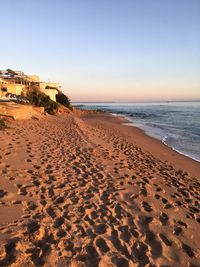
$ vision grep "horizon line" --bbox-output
[72,99,200,103]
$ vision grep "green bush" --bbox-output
[56,93,73,110]
[27,90,58,115]
[45,100,59,115]
[0,118,8,130]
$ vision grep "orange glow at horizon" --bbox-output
[62,79,200,102]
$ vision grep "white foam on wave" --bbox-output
[111,113,200,163]
[162,137,200,163]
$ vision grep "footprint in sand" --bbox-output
[96,238,110,254]
[142,201,152,212]
[159,213,169,226]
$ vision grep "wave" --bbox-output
[162,136,200,163]
[115,113,200,163]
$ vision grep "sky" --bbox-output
[0,0,200,102]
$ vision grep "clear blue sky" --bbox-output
[1,0,200,101]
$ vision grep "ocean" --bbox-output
[74,101,200,162]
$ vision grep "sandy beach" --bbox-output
[0,111,199,267]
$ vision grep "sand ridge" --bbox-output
[0,112,199,266]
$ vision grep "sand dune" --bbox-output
[0,112,199,266]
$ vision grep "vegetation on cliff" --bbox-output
[27,90,58,115]
[56,93,73,110]
[27,90,72,114]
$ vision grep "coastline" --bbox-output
[79,101,200,165]
[0,111,199,266]
[110,111,200,164]
[82,111,200,178]
[123,117,200,164]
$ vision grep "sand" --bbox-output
[0,111,199,267]
[0,102,44,120]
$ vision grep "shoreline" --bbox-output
[110,111,200,164]
[162,137,200,164]
[0,111,200,266]
[85,111,200,178]
[123,116,200,164]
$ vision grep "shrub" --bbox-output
[56,93,73,110]
[27,90,58,115]
[0,118,8,130]
[45,100,59,115]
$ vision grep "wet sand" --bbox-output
[0,111,199,266]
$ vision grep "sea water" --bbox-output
[74,101,200,162]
